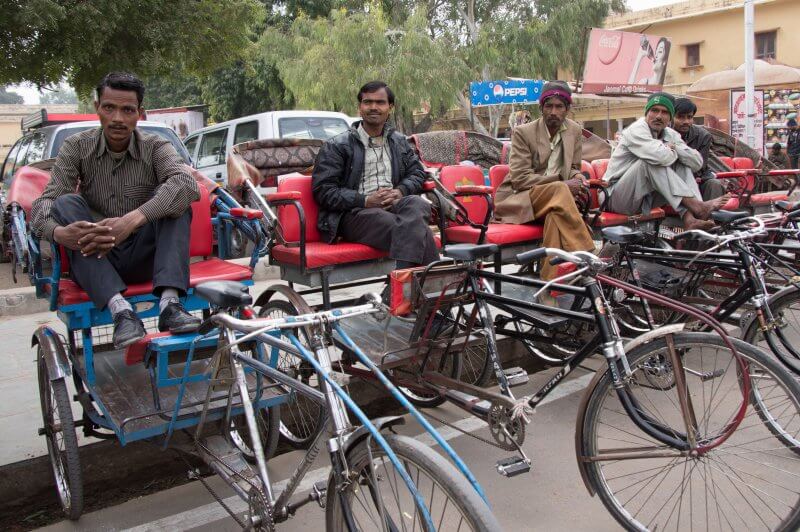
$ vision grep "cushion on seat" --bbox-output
[718,156,734,170]
[444,223,543,245]
[52,258,252,306]
[732,157,754,170]
[271,241,389,269]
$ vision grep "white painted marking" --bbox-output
[123,372,595,531]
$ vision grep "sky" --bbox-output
[8,0,684,104]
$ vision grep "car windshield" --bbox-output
[50,126,191,163]
[278,117,349,140]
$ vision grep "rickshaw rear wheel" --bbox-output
[37,345,84,520]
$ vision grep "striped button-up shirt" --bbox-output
[31,127,200,241]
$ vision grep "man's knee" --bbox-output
[51,194,92,224]
[396,194,431,217]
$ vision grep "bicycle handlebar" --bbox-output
[516,247,606,270]
[674,216,766,244]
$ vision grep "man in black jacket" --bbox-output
[788,119,800,170]
[672,98,726,200]
[312,81,438,268]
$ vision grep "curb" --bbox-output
[0,260,282,318]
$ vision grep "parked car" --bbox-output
[183,110,351,185]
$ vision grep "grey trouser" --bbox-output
[606,159,702,216]
[339,195,439,266]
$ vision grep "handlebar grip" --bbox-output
[516,248,548,265]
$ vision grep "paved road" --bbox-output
[39,364,622,531]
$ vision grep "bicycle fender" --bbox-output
[341,416,406,456]
[622,324,686,354]
[253,283,312,313]
[32,326,71,381]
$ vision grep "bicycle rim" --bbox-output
[583,332,800,531]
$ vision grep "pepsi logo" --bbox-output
[493,84,504,98]
[596,30,622,65]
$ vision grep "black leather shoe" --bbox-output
[158,301,201,334]
[113,310,146,349]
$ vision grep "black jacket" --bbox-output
[312,122,427,243]
[682,125,714,180]
[788,130,800,157]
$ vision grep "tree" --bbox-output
[0,86,24,104]
[143,73,204,110]
[260,7,469,133]
[0,0,264,96]
[40,87,78,105]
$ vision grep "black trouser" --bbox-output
[51,194,191,309]
[339,195,439,266]
[791,155,799,170]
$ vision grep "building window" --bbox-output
[755,31,776,60]
[685,43,700,67]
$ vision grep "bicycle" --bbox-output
[191,281,501,531]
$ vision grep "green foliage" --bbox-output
[0,86,24,104]
[143,73,204,110]
[260,7,469,132]
[0,0,264,96]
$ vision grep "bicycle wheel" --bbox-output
[430,298,493,387]
[228,405,280,463]
[581,332,800,531]
[259,299,325,449]
[37,346,84,520]
[743,287,800,376]
[325,433,501,532]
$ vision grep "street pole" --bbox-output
[744,0,755,149]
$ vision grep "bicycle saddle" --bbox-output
[195,281,253,308]
[710,210,749,225]
[443,243,499,261]
[775,200,800,213]
[601,226,644,244]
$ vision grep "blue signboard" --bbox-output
[470,79,545,107]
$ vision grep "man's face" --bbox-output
[673,112,694,135]
[358,88,393,130]
[94,87,143,148]
[646,105,671,134]
[542,98,568,131]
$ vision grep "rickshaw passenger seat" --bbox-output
[195,281,253,308]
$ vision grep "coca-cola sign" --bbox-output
[582,28,672,94]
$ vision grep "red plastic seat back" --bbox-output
[439,165,488,225]
[582,160,599,208]
[592,159,610,181]
[581,160,596,180]
[276,176,321,243]
[718,156,734,170]
[733,157,756,189]
[7,166,51,215]
[489,165,510,191]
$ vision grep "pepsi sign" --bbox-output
[470,79,545,107]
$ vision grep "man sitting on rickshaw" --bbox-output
[493,80,595,282]
[604,93,730,230]
[672,97,727,201]
[30,72,201,348]
[312,81,438,271]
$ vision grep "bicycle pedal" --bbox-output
[503,367,529,387]
[496,456,530,477]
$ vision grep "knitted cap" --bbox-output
[540,80,572,106]
[644,92,676,117]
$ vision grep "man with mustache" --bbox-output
[671,97,726,200]
[31,72,201,348]
[604,92,729,230]
[494,80,594,282]
[312,81,437,272]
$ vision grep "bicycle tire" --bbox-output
[37,346,84,520]
[581,332,800,531]
[432,299,493,387]
[259,299,325,449]
[228,405,281,463]
[325,433,501,532]
[743,286,800,375]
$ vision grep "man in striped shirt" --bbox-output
[30,72,201,348]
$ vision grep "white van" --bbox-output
[184,110,351,185]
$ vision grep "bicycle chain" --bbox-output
[188,467,249,529]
